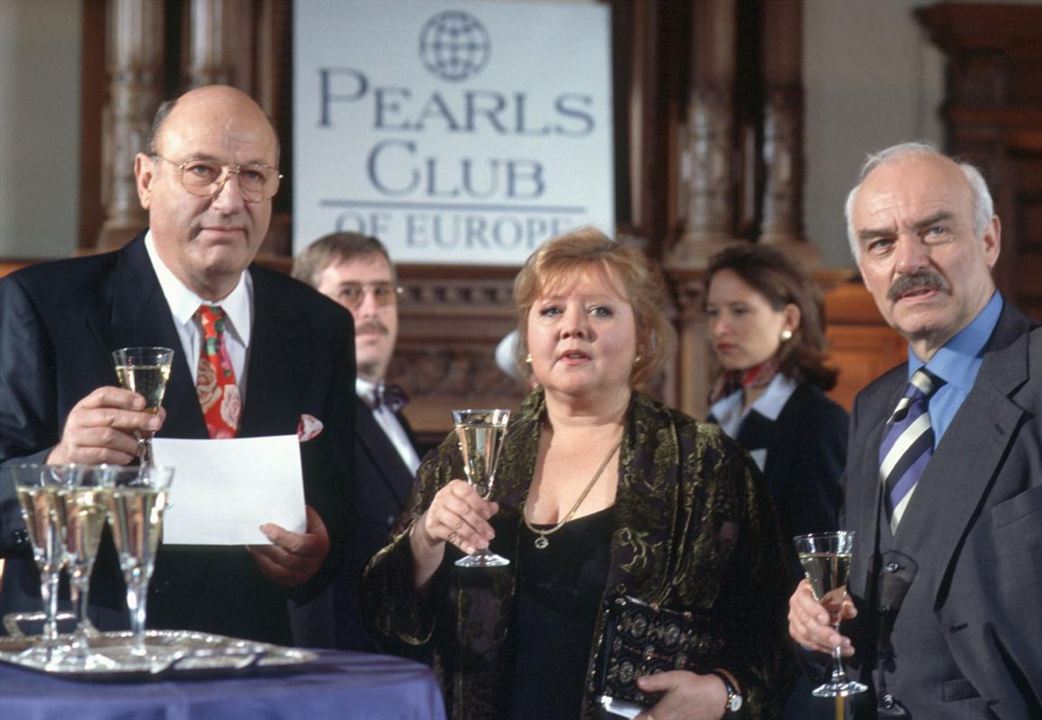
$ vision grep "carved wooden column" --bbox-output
[664,0,738,417]
[668,0,739,267]
[185,0,254,89]
[758,0,815,264]
[96,0,164,251]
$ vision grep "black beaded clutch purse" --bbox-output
[592,594,725,712]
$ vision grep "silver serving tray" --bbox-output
[0,629,318,681]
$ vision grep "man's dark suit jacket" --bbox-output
[842,303,1042,719]
[0,233,354,646]
[334,397,420,651]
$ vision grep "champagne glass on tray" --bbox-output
[111,347,173,467]
[451,408,510,568]
[102,464,174,660]
[53,465,110,666]
[11,464,67,661]
[793,531,868,697]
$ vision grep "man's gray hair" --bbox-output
[844,141,994,260]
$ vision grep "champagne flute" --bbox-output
[111,347,174,467]
[793,531,868,697]
[101,465,174,658]
[53,465,109,665]
[451,408,510,568]
[11,464,67,660]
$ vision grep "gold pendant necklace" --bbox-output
[522,438,621,550]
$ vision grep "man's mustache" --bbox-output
[887,270,950,302]
[356,321,389,336]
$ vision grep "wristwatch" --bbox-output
[709,670,743,714]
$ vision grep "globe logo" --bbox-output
[419,11,491,83]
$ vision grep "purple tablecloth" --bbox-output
[0,650,447,720]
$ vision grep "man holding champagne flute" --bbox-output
[0,85,355,647]
[787,143,1042,717]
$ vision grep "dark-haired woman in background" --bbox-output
[704,244,847,720]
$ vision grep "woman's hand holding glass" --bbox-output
[410,480,498,582]
[787,577,857,656]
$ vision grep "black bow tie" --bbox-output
[371,383,408,413]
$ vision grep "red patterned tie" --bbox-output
[196,305,241,438]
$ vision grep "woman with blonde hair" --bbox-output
[364,228,792,719]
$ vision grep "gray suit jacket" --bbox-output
[843,303,1042,719]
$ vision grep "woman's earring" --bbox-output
[525,353,532,364]
[780,328,793,342]
[633,354,643,365]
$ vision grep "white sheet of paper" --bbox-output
[153,435,306,545]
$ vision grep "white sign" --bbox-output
[293,0,614,265]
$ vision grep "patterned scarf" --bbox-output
[708,357,779,405]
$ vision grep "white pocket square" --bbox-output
[297,414,324,442]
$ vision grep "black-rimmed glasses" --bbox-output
[153,155,282,203]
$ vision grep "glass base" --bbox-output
[812,679,868,698]
[455,551,510,568]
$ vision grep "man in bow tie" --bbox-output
[0,85,353,646]
[787,142,1042,718]
[294,232,422,651]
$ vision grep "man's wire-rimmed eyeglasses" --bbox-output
[152,155,283,203]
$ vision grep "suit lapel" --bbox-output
[89,235,205,439]
[355,399,416,507]
[238,265,304,437]
[847,369,905,598]
[893,307,1031,602]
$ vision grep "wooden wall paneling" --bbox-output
[916,2,1042,322]
[389,265,524,445]
[79,0,107,252]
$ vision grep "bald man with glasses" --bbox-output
[293,232,423,652]
[0,86,354,647]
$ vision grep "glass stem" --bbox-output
[138,434,154,468]
[126,580,148,655]
[70,570,91,651]
[830,621,848,683]
[41,569,61,641]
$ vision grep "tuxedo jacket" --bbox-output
[843,304,1042,719]
[0,233,354,646]
[328,398,421,651]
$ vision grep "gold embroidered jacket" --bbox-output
[362,389,794,719]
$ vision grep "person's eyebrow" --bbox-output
[911,211,955,232]
[857,211,956,244]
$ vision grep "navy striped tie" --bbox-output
[878,368,945,532]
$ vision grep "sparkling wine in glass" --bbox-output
[11,464,67,660]
[102,465,174,658]
[53,465,109,664]
[452,408,510,568]
[111,347,174,467]
[794,531,868,697]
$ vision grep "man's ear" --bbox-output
[982,215,1001,269]
[134,153,155,210]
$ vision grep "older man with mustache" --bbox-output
[293,232,422,652]
[787,142,1042,718]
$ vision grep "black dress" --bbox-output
[509,507,613,720]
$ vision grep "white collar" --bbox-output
[144,230,253,347]
[356,377,378,401]
[710,373,798,438]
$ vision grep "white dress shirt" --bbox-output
[144,231,253,402]
[356,378,422,474]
